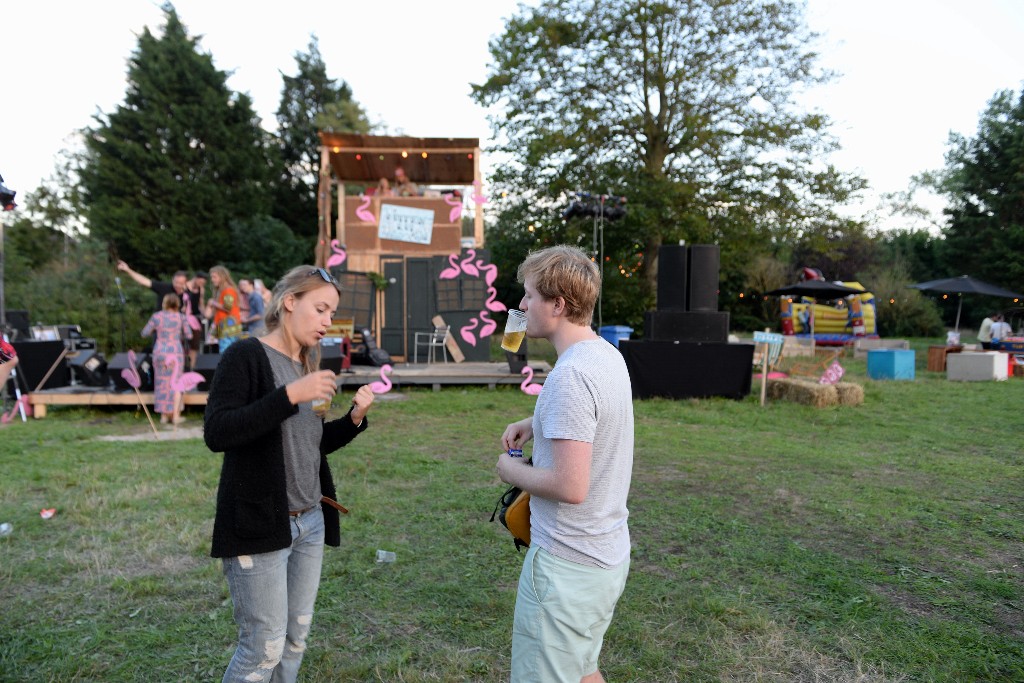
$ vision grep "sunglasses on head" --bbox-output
[309,268,339,286]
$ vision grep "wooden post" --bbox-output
[473,146,483,248]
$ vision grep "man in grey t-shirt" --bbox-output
[497,245,634,683]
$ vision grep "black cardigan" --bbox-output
[204,337,368,558]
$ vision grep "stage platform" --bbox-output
[24,362,550,419]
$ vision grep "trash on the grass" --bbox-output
[375,549,396,564]
[0,522,12,536]
[40,508,56,519]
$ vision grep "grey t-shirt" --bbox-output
[264,344,324,511]
[530,338,634,569]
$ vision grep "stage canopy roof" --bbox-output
[319,133,480,185]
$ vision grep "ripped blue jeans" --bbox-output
[221,505,325,683]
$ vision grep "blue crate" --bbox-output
[867,349,915,380]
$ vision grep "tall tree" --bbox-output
[80,4,272,276]
[936,87,1024,288]
[473,0,866,326]
[273,35,371,238]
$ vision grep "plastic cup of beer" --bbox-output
[311,398,330,418]
[501,310,528,353]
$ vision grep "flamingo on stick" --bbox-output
[168,356,205,428]
[520,366,543,395]
[120,349,159,438]
[369,364,393,394]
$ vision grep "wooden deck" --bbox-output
[25,362,550,418]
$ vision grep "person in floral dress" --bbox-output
[143,294,192,424]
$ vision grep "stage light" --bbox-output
[467,153,473,159]
[355,154,362,160]
[378,155,384,160]
[332,146,340,153]
[421,152,428,158]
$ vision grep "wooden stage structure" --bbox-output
[25,362,551,419]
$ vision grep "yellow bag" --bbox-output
[491,483,531,550]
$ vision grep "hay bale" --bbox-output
[835,381,864,406]
[766,377,838,407]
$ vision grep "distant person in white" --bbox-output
[497,245,634,683]
[990,313,1012,343]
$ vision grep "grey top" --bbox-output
[264,344,324,511]
[530,338,634,569]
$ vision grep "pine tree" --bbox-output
[80,4,272,276]
[272,35,371,238]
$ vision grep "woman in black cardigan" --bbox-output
[204,265,374,683]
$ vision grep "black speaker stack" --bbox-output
[620,244,752,400]
[646,244,728,342]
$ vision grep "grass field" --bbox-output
[1,338,1022,682]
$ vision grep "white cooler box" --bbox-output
[946,351,1008,381]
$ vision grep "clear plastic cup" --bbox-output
[311,398,330,418]
[501,310,528,353]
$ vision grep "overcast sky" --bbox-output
[4,0,1023,227]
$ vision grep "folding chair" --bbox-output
[413,325,451,363]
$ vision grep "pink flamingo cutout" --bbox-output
[472,180,489,207]
[485,287,507,313]
[459,249,479,277]
[119,349,159,437]
[355,196,376,223]
[169,356,205,393]
[520,367,542,395]
[1,395,30,423]
[369,364,393,394]
[443,194,463,222]
[439,253,461,279]
[818,361,845,386]
[168,356,205,427]
[326,239,347,268]
[459,317,480,347]
[478,310,496,339]
[475,259,498,286]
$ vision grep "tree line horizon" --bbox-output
[4,0,1022,354]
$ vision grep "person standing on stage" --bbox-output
[142,293,192,425]
[205,265,243,353]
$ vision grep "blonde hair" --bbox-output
[264,266,342,375]
[209,265,237,298]
[162,293,180,312]
[517,245,600,325]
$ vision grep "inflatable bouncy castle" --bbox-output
[779,270,878,346]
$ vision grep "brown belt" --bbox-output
[288,496,349,517]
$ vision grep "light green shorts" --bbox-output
[511,545,630,683]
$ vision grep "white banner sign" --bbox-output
[378,204,435,245]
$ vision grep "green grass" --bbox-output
[2,339,1023,682]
